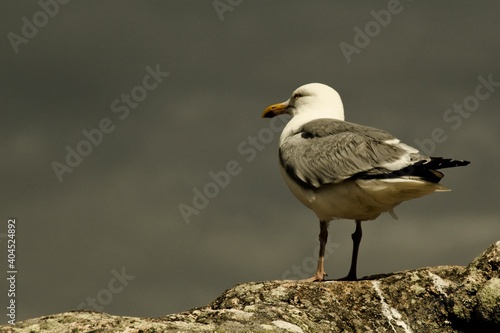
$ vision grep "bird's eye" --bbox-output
[293,93,302,100]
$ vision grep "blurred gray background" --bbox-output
[1,0,499,323]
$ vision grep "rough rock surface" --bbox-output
[2,241,499,333]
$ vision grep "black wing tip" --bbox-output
[354,158,470,184]
[428,157,471,169]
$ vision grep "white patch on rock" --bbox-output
[260,323,276,330]
[271,285,288,298]
[428,271,451,295]
[272,319,304,333]
[171,320,215,330]
[372,281,414,333]
[224,308,254,320]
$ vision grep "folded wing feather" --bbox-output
[279,119,427,189]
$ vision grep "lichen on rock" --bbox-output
[2,241,499,333]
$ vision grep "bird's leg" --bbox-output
[301,220,329,282]
[338,220,362,281]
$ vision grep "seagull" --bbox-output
[262,83,470,282]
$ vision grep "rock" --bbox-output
[2,241,499,332]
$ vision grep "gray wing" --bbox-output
[301,118,396,142]
[279,119,423,189]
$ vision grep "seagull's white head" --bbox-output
[262,83,344,121]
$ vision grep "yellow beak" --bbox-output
[261,101,288,118]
